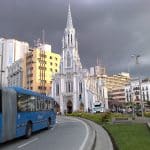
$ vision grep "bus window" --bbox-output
[36,97,40,111]
[0,89,2,113]
[17,94,28,112]
[28,95,36,112]
[40,97,46,111]
[44,100,48,110]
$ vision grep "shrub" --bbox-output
[144,112,150,117]
[101,112,111,123]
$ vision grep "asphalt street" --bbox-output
[0,116,88,150]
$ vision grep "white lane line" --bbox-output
[78,119,89,150]
[57,120,78,124]
[17,138,39,149]
[67,117,89,150]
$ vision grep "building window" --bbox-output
[68,34,69,44]
[147,92,149,101]
[66,81,73,93]
[55,57,57,60]
[50,56,52,59]
[143,92,145,101]
[127,94,129,102]
[67,51,71,67]
[56,84,59,96]
[50,62,53,66]
[40,54,46,58]
[55,69,57,72]
[39,66,46,70]
[79,82,82,94]
[71,34,72,44]
[38,86,46,90]
[50,68,53,72]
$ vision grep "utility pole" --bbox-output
[0,41,5,88]
[131,54,144,118]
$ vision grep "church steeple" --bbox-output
[66,3,73,28]
[61,2,82,73]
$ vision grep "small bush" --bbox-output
[144,112,150,117]
[101,112,111,123]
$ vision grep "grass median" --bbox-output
[67,112,150,150]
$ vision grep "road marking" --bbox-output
[67,117,89,150]
[78,120,89,150]
[17,138,39,149]
[56,120,78,124]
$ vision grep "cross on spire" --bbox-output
[66,3,73,28]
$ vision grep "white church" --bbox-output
[52,4,108,114]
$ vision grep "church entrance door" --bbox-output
[67,100,73,114]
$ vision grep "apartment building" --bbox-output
[23,44,61,95]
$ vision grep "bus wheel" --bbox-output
[47,118,51,130]
[25,122,32,138]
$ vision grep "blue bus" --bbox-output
[0,87,56,143]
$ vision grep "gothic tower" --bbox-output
[60,4,82,74]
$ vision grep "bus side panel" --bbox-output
[0,114,2,143]
[16,112,27,138]
[16,110,56,137]
[16,112,44,136]
[48,110,56,126]
[2,89,17,142]
[16,111,49,137]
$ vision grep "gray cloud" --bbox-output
[0,0,150,77]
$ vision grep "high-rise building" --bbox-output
[7,59,23,87]
[0,38,29,86]
[23,43,60,95]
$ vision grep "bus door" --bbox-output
[2,89,17,142]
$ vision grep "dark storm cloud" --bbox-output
[0,0,150,77]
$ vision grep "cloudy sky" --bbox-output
[0,0,150,77]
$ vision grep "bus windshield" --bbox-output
[0,89,2,113]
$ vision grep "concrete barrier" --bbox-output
[112,117,132,124]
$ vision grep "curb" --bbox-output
[147,122,150,130]
[81,119,96,150]
[102,125,118,150]
[79,118,113,150]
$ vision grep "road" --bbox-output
[0,116,89,150]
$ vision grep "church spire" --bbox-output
[66,3,73,28]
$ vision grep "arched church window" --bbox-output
[68,34,69,45]
[71,34,72,44]
[56,84,59,96]
[79,82,82,94]
[66,81,73,93]
[67,51,71,67]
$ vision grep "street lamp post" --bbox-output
[131,54,144,118]
[0,42,5,87]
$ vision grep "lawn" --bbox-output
[104,123,150,150]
